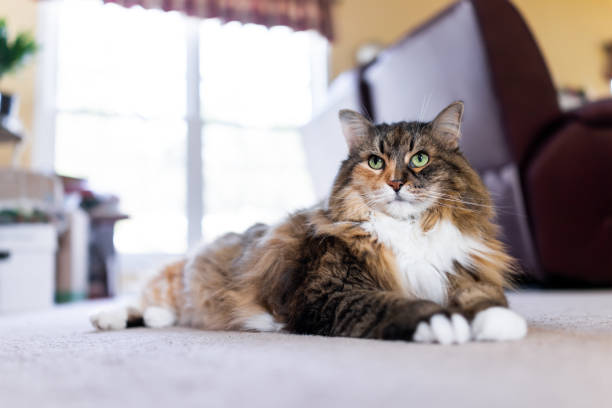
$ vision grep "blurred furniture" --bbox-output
[557,87,588,111]
[55,207,89,303]
[0,168,62,215]
[0,169,62,312]
[0,224,56,313]
[63,177,128,298]
[302,0,612,285]
[88,213,128,298]
[0,170,89,305]
[0,168,128,305]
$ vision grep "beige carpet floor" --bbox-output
[1,290,611,408]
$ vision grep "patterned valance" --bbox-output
[102,0,334,40]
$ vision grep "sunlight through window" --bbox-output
[54,0,325,256]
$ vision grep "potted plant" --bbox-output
[0,18,37,143]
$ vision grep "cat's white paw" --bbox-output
[471,307,527,341]
[90,307,128,331]
[413,313,470,345]
[143,306,176,328]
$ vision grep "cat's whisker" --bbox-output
[358,102,374,122]
[429,188,504,199]
[422,191,526,213]
[413,93,433,141]
[360,192,390,206]
[413,192,528,217]
[417,92,432,124]
[417,96,426,124]
[423,93,432,122]
[364,198,388,207]
[429,201,482,213]
[415,192,491,206]
[436,202,528,218]
[426,188,502,199]
[415,191,497,208]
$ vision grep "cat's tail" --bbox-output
[89,259,187,331]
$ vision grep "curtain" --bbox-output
[102,0,334,40]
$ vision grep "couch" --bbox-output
[302,0,612,285]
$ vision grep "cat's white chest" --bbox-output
[361,213,482,304]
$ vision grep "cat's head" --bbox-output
[329,102,492,223]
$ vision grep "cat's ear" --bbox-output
[431,101,464,149]
[339,109,373,151]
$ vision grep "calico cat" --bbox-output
[91,101,527,344]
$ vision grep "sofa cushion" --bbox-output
[364,1,511,173]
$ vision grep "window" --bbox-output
[199,20,320,242]
[45,0,326,266]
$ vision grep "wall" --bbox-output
[330,0,454,79]
[331,0,612,98]
[514,0,612,98]
[0,0,38,167]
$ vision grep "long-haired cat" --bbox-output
[91,102,527,344]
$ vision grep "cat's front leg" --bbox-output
[470,306,527,341]
[292,286,470,344]
[412,312,471,345]
[376,297,472,344]
[447,280,527,342]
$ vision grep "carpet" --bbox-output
[1,291,611,408]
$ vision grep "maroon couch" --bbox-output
[308,0,611,285]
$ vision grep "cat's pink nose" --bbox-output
[387,180,404,192]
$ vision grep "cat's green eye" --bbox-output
[410,152,429,168]
[368,155,384,170]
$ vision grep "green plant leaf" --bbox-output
[0,17,37,81]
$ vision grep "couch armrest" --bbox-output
[569,98,612,126]
[524,116,612,284]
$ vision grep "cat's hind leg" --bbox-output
[90,304,177,330]
[90,259,185,331]
[90,303,144,331]
[142,306,176,328]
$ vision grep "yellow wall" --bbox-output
[0,0,37,167]
[330,0,454,79]
[514,0,612,98]
[331,0,612,98]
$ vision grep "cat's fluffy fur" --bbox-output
[91,102,527,344]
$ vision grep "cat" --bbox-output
[91,101,527,344]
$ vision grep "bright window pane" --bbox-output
[202,124,316,241]
[200,20,313,127]
[55,114,187,254]
[57,0,186,118]
[55,0,189,255]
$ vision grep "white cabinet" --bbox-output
[0,224,57,313]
